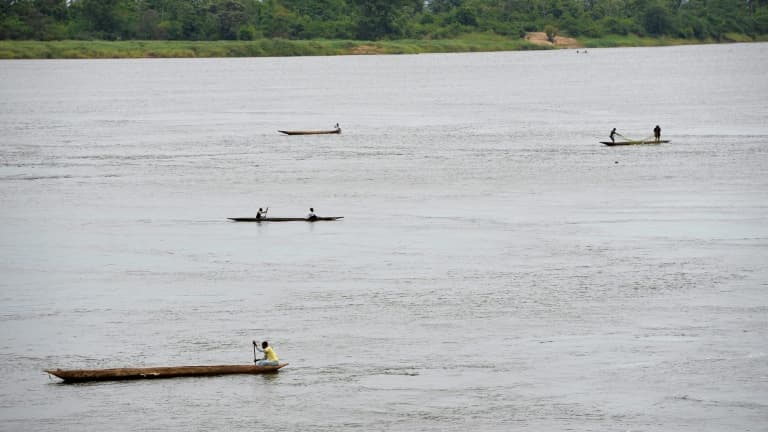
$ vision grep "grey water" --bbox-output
[0,43,767,431]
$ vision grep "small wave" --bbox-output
[0,173,120,181]
[1,174,74,181]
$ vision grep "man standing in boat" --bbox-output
[610,128,618,143]
[306,207,317,221]
[653,125,661,142]
[254,340,280,366]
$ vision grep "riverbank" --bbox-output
[0,34,765,59]
[0,36,539,59]
[580,32,767,48]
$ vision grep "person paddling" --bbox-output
[306,207,317,221]
[253,340,280,366]
[653,125,661,142]
[256,207,268,220]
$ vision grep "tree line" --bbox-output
[2,0,767,42]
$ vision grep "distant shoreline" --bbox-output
[1,34,765,59]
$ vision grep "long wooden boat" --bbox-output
[278,128,341,135]
[601,140,669,146]
[228,216,344,222]
[45,363,288,383]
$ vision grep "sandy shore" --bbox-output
[525,32,583,48]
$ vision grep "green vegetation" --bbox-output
[0,35,547,59]
[544,24,558,43]
[1,0,766,58]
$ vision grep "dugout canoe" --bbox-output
[278,128,341,135]
[228,217,344,222]
[601,140,669,146]
[45,363,288,383]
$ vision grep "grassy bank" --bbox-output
[581,33,768,48]
[0,34,764,59]
[0,35,543,59]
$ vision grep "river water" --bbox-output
[1,43,767,431]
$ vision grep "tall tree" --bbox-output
[211,0,247,39]
[642,2,673,34]
[71,0,125,39]
[354,0,415,39]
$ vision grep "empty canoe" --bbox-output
[45,363,288,383]
[228,217,344,222]
[278,128,341,135]
[601,140,669,146]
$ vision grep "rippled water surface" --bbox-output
[1,43,767,431]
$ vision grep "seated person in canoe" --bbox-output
[254,340,280,366]
[256,207,268,220]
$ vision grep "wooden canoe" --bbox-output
[228,217,344,222]
[601,140,669,146]
[45,363,288,383]
[278,128,341,135]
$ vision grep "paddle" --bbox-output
[252,340,258,364]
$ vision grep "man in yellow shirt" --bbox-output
[254,340,280,366]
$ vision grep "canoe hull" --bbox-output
[45,363,288,383]
[601,140,669,146]
[278,129,341,135]
[228,217,343,222]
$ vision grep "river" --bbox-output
[0,43,767,431]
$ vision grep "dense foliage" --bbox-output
[2,0,767,41]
